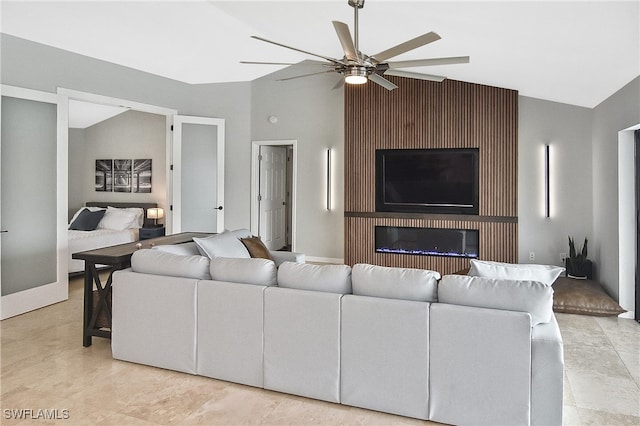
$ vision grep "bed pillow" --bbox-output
[210,257,277,286]
[468,259,564,286]
[97,207,141,231]
[439,274,554,326]
[68,208,106,231]
[352,263,440,302]
[193,230,250,259]
[277,262,352,294]
[69,206,105,225]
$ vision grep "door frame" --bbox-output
[1,85,66,319]
[171,115,225,234]
[251,140,298,251]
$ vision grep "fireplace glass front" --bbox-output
[375,226,479,258]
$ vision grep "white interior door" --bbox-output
[259,146,287,250]
[1,85,67,319]
[171,115,224,233]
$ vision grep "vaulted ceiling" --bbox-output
[2,1,638,108]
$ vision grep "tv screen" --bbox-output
[376,148,479,215]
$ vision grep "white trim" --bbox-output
[251,140,298,251]
[172,116,225,233]
[618,123,640,319]
[57,88,176,116]
[1,85,67,320]
[1,281,67,320]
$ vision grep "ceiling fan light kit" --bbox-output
[243,0,469,90]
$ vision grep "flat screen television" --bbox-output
[376,148,479,215]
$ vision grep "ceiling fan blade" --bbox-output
[332,21,359,62]
[372,31,441,62]
[388,56,470,69]
[384,69,446,82]
[251,35,343,65]
[368,73,399,91]
[277,70,336,81]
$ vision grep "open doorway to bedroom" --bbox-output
[251,140,297,252]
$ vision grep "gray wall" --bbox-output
[518,97,593,266]
[250,70,345,260]
[592,77,640,299]
[69,110,166,216]
[68,128,86,220]
[2,34,252,233]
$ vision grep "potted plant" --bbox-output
[566,236,592,279]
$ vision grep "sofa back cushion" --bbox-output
[210,257,277,287]
[351,263,440,302]
[152,242,200,256]
[193,230,250,259]
[131,249,211,280]
[277,262,352,294]
[468,259,564,286]
[438,274,554,325]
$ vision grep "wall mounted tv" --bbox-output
[376,148,479,215]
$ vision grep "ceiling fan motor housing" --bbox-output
[348,0,365,9]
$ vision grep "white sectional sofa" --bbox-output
[110,242,564,426]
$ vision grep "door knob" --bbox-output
[215,206,223,211]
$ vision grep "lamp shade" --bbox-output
[147,207,164,220]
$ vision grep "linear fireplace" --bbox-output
[375,226,479,258]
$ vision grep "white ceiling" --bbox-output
[2,1,639,108]
[68,100,129,128]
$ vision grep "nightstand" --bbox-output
[139,226,165,240]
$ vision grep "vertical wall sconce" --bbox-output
[326,148,332,210]
[544,144,550,218]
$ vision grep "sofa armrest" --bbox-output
[270,250,305,266]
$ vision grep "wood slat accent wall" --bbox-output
[344,76,518,269]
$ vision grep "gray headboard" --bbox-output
[85,202,158,227]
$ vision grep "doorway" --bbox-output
[251,140,297,251]
[634,130,640,322]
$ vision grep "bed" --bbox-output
[68,202,158,274]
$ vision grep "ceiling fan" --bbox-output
[241,0,469,90]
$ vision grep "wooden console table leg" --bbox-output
[82,265,94,347]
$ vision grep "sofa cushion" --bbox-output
[352,263,440,302]
[468,259,564,286]
[193,230,250,259]
[277,262,352,294]
[210,257,277,286]
[131,249,211,280]
[241,236,274,261]
[152,241,200,256]
[438,274,554,325]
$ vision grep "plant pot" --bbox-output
[565,258,593,280]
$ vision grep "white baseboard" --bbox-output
[1,280,67,320]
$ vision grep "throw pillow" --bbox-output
[241,236,274,261]
[210,257,277,286]
[277,262,352,294]
[193,230,250,259]
[351,263,441,302]
[468,259,564,286]
[438,274,554,326]
[68,208,106,231]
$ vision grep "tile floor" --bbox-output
[1,275,639,425]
